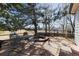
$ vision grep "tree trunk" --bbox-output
[48,23,50,33]
[32,17,37,36]
[34,20,37,36]
[62,25,64,34]
[45,18,47,35]
[70,15,74,34]
[45,24,47,34]
[33,10,37,36]
[65,16,68,38]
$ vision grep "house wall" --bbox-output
[75,11,79,46]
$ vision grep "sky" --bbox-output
[36,3,74,30]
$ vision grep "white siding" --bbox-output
[75,11,79,46]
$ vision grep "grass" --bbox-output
[0,31,10,36]
[0,31,4,34]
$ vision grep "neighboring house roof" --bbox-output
[70,3,79,14]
